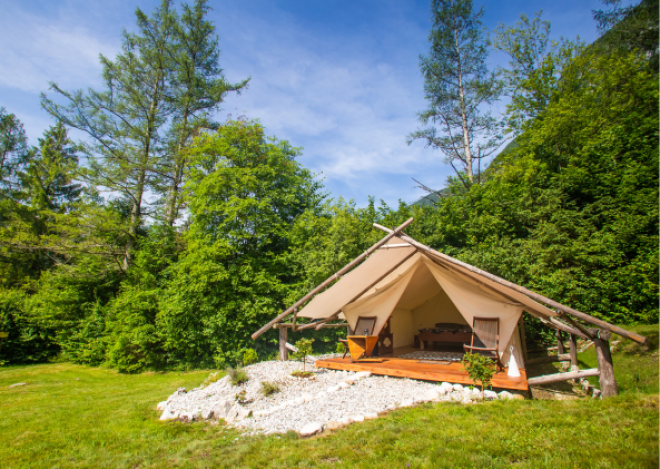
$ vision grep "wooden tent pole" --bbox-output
[519,317,528,362]
[527,368,600,386]
[278,326,288,361]
[545,317,590,340]
[373,224,646,345]
[569,334,579,371]
[251,217,414,340]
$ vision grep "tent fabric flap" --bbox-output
[422,257,523,357]
[343,256,421,336]
[297,244,416,320]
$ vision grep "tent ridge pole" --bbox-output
[251,217,414,340]
[372,223,646,345]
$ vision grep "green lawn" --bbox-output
[1,325,657,469]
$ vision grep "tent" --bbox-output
[295,237,553,366]
[252,219,647,395]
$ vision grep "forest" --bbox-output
[0,0,657,372]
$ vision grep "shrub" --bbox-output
[335,342,345,354]
[226,366,249,386]
[293,338,314,372]
[243,348,258,366]
[462,352,497,399]
[260,380,280,396]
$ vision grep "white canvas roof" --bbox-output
[297,242,559,358]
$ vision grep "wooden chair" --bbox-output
[463,317,504,371]
[339,316,377,359]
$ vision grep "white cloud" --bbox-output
[0,5,117,93]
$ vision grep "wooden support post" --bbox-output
[279,326,288,361]
[518,316,528,362]
[556,330,565,354]
[592,330,618,398]
[569,334,579,371]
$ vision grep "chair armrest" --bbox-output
[338,339,348,344]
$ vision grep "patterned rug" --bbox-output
[398,351,464,362]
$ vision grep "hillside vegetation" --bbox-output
[0,0,657,371]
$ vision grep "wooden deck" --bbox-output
[315,357,528,391]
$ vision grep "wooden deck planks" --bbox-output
[315,357,528,391]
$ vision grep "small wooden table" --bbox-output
[347,335,379,361]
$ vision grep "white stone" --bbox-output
[452,384,464,391]
[315,391,327,399]
[400,398,414,407]
[386,403,397,411]
[355,371,372,380]
[592,389,602,399]
[339,416,354,426]
[471,388,482,397]
[483,390,498,400]
[236,407,252,421]
[352,414,365,422]
[439,384,452,395]
[179,411,195,422]
[299,422,322,437]
[325,420,343,431]
[498,391,514,400]
[213,400,232,419]
[364,412,378,420]
[422,389,440,401]
[159,410,177,421]
[224,404,240,423]
[343,378,356,385]
[338,382,350,389]
[301,392,314,402]
[201,409,214,420]
[326,385,340,392]
[156,401,168,411]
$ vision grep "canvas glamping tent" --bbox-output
[252,218,647,396]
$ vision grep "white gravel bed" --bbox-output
[157,359,525,437]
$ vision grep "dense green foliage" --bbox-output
[0,0,656,369]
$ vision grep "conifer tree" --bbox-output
[161,0,249,226]
[409,0,502,186]
[42,1,175,270]
[0,108,29,198]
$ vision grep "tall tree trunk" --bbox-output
[454,27,473,183]
[123,76,161,268]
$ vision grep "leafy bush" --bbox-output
[243,348,258,366]
[226,366,249,386]
[260,380,280,396]
[293,338,314,372]
[335,342,345,354]
[462,352,497,398]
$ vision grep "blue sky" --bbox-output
[0,0,606,207]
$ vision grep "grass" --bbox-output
[0,324,657,468]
